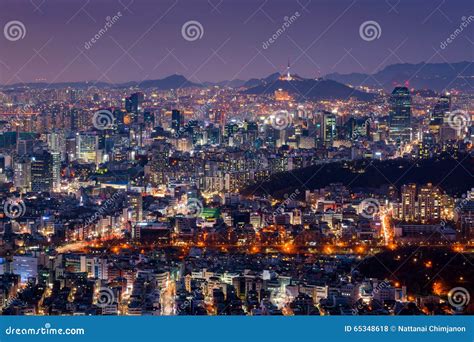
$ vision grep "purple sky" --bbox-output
[0,0,473,84]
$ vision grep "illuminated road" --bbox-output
[161,279,176,315]
[380,211,394,246]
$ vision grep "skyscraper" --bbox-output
[418,183,442,223]
[31,151,53,193]
[171,109,183,132]
[14,157,31,192]
[51,151,61,192]
[389,87,412,144]
[129,192,143,222]
[401,183,417,221]
[322,112,337,146]
[125,92,144,113]
[431,94,451,125]
[75,132,99,164]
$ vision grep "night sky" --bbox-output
[0,0,473,84]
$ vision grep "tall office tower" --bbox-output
[47,132,65,161]
[17,138,34,156]
[322,112,337,146]
[431,94,451,125]
[214,110,225,126]
[0,155,5,181]
[418,183,442,223]
[75,132,99,163]
[14,158,31,191]
[51,151,61,192]
[171,109,183,132]
[70,108,88,131]
[144,111,154,126]
[31,151,53,193]
[129,192,143,222]
[401,183,417,221]
[65,135,77,162]
[68,89,77,102]
[125,92,144,113]
[389,87,412,144]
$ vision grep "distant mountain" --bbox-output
[133,74,201,89]
[202,79,247,88]
[0,81,111,90]
[243,72,281,88]
[0,74,201,90]
[243,76,376,101]
[325,61,474,93]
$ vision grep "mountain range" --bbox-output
[1,61,472,96]
[325,61,474,92]
[242,76,376,101]
[0,72,375,101]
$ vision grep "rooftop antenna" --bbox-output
[286,58,291,80]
